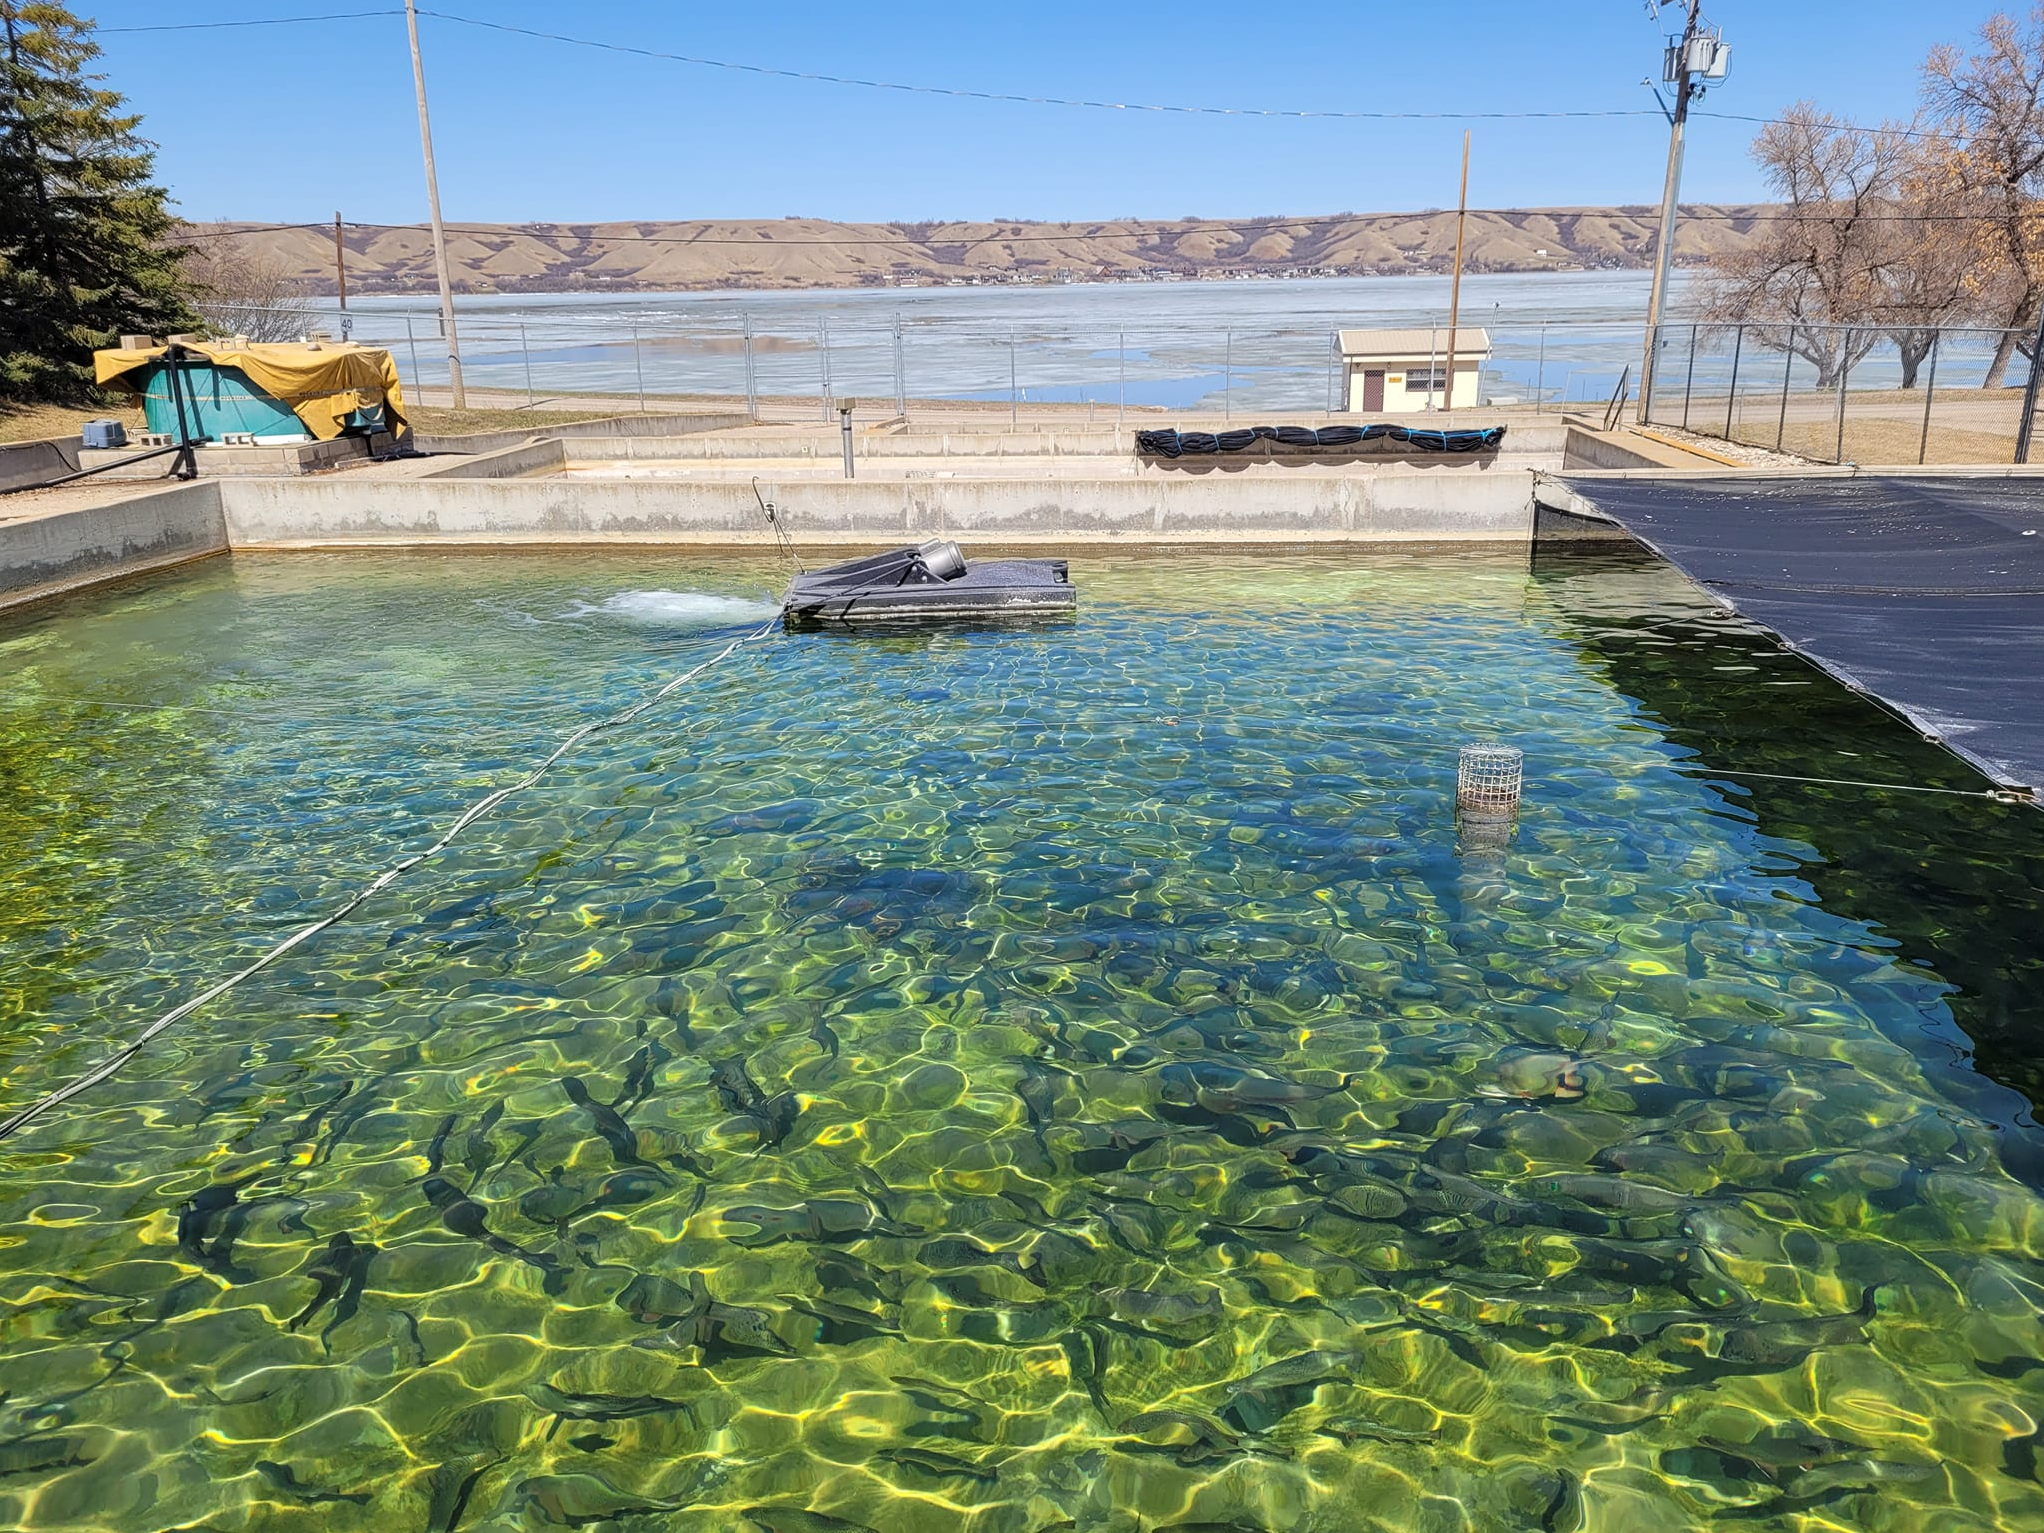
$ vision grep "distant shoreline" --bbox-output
[193,207,1762,299]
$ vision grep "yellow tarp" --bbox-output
[94,339,408,441]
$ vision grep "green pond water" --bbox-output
[2,549,2043,1533]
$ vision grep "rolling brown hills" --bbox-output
[204,206,1774,294]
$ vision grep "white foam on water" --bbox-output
[565,590,781,628]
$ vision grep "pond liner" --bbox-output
[1134,424,1507,458]
[781,540,1077,627]
[1555,473,2044,795]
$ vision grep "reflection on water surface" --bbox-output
[1,550,2040,1532]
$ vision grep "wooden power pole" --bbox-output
[404,0,465,407]
[332,212,349,310]
[1442,131,1471,415]
[1640,0,1727,421]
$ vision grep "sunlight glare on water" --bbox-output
[0,549,2041,1532]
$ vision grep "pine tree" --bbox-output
[0,2,194,401]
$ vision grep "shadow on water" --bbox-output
[1535,542,2044,1164]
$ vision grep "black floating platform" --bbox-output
[782,540,1076,627]
[1554,474,2044,793]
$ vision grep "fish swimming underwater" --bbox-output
[422,1176,568,1295]
[287,1232,378,1349]
[631,1271,795,1366]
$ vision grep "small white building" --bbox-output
[1339,327,1492,414]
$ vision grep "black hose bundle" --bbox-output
[1134,423,1506,458]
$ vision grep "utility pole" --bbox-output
[1639,0,1728,422]
[404,0,465,407]
[1443,131,1471,415]
[332,211,349,310]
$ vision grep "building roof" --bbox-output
[1339,327,1492,358]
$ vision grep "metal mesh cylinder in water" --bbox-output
[1458,744,1523,815]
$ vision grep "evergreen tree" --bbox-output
[0,2,194,401]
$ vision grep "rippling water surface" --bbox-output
[2,550,2042,1532]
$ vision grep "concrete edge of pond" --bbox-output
[0,418,1738,616]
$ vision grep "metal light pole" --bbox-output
[1639,0,1728,423]
[404,0,465,407]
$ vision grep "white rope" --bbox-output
[0,619,777,1146]
[1684,764,2009,799]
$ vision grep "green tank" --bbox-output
[138,356,387,440]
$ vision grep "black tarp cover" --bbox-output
[1555,475,2044,791]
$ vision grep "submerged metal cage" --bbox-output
[1457,744,1524,816]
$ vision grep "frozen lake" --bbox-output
[278,270,1674,411]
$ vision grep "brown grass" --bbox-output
[0,400,146,445]
[404,406,628,435]
[1731,418,2021,466]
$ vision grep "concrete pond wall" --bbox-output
[0,482,226,611]
[0,417,1688,615]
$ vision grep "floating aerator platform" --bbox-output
[781,541,1076,627]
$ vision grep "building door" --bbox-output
[1362,370,1385,412]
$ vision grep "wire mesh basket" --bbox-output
[1457,744,1524,816]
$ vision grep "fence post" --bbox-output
[893,313,906,418]
[1224,327,1233,422]
[1536,324,1546,415]
[1010,333,1018,428]
[1327,329,1338,413]
[1919,333,1940,466]
[1776,342,1793,452]
[404,314,423,401]
[521,323,535,407]
[1834,330,1853,463]
[632,319,645,413]
[819,320,833,421]
[743,315,757,418]
[1118,329,1125,426]
[1724,324,1743,441]
[2016,311,2044,464]
[1681,323,1698,430]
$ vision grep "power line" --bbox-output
[100,10,402,32]
[178,221,337,241]
[411,10,1659,123]
[94,9,1981,145]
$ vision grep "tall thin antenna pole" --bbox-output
[1641,0,1703,423]
[1443,131,1471,416]
[404,0,465,408]
[332,212,349,310]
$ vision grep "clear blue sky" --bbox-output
[86,1,2005,225]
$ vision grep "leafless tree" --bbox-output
[181,223,319,342]
[1875,133,1987,387]
[1698,106,1909,387]
[1921,6,2044,386]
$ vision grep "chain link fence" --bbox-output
[200,301,1651,424]
[1644,322,2044,465]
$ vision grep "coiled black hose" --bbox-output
[1134,423,1506,458]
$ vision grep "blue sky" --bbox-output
[88,1,2004,225]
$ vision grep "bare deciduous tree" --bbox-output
[1922,6,2044,386]
[1876,134,1987,387]
[1698,105,1909,387]
[182,223,319,342]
